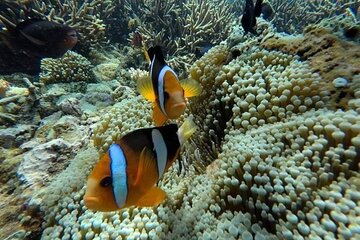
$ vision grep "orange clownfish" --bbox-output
[84,117,196,212]
[137,46,202,126]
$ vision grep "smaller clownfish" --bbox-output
[84,117,197,212]
[137,46,202,126]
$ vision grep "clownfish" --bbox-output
[137,46,202,126]
[84,117,197,212]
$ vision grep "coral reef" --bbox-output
[0,77,39,126]
[1,3,360,240]
[123,0,235,71]
[39,51,95,84]
[92,94,152,154]
[269,0,360,33]
[261,15,360,110]
[19,21,359,239]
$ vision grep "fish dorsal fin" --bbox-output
[135,186,166,207]
[137,74,156,101]
[153,102,168,126]
[148,46,166,65]
[0,15,17,33]
[181,78,202,98]
[134,147,159,187]
[15,19,43,29]
[19,29,46,46]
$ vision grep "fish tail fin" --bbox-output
[177,116,197,145]
[147,45,166,65]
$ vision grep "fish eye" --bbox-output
[164,91,170,99]
[100,176,112,187]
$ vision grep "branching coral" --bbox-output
[123,0,234,71]
[268,0,360,33]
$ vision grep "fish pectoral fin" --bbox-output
[181,78,202,98]
[153,103,168,126]
[134,147,159,187]
[19,30,46,46]
[135,186,166,207]
[137,74,156,101]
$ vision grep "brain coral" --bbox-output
[22,20,360,240]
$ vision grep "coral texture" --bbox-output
[269,0,360,33]
[123,0,234,70]
[39,51,95,84]
[261,16,360,110]
[8,12,360,240]
[30,42,360,240]
[93,94,152,154]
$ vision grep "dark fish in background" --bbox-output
[0,18,78,58]
[0,41,41,75]
[261,1,275,20]
[241,0,264,34]
[0,18,78,74]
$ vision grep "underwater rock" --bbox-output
[93,61,120,81]
[84,83,114,108]
[20,140,41,152]
[112,85,137,102]
[0,124,36,149]
[57,97,83,117]
[34,112,89,146]
[17,138,78,190]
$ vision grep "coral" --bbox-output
[261,16,360,110]
[0,77,39,126]
[189,34,323,155]
[123,0,234,71]
[31,107,360,239]
[161,108,359,239]
[0,0,117,49]
[209,109,360,239]
[93,62,120,82]
[0,79,10,97]
[92,95,153,154]
[0,147,28,240]
[11,19,360,240]
[17,138,80,191]
[268,0,360,33]
[39,51,95,84]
